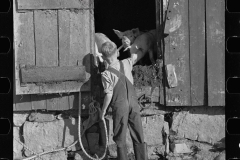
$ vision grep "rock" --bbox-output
[214,152,225,160]
[13,127,23,159]
[28,112,55,122]
[23,118,84,156]
[34,150,67,160]
[108,144,117,158]
[74,150,92,160]
[170,143,191,154]
[13,113,29,127]
[171,107,225,144]
[142,115,164,145]
[107,115,164,147]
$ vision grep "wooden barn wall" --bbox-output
[163,0,225,106]
[14,0,225,111]
[13,0,95,111]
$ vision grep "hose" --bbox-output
[78,92,108,160]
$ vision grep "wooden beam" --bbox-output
[17,0,93,10]
[20,66,86,83]
[189,0,205,106]
[206,0,225,106]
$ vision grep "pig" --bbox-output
[113,28,157,65]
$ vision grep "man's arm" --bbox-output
[99,93,113,120]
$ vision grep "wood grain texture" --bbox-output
[15,95,32,110]
[189,0,205,106]
[31,94,47,110]
[206,0,225,106]
[17,0,93,10]
[164,0,191,106]
[20,66,86,83]
[35,10,58,67]
[46,94,59,110]
[59,10,71,66]
[58,94,69,110]
[14,1,40,95]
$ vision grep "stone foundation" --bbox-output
[13,106,225,160]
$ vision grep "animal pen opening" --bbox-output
[94,0,163,91]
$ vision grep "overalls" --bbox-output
[107,61,147,160]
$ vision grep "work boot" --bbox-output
[133,142,148,160]
[117,145,128,160]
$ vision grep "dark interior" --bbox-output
[94,0,156,62]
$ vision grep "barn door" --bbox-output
[14,0,95,95]
[156,0,225,106]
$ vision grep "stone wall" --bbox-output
[13,106,225,160]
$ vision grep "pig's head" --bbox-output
[113,28,141,44]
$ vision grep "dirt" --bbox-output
[132,59,163,89]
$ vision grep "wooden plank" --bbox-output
[15,95,32,110]
[189,0,205,106]
[31,94,47,110]
[20,66,86,83]
[17,0,93,10]
[68,92,91,110]
[164,0,191,106]
[59,10,71,66]
[68,92,79,110]
[58,94,69,110]
[69,10,90,66]
[206,0,225,106]
[13,0,40,95]
[35,10,58,67]
[46,94,59,110]
[34,10,60,110]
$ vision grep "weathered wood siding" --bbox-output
[164,0,191,106]
[14,0,94,110]
[162,0,225,106]
[206,0,225,106]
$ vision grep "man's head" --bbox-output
[101,41,119,63]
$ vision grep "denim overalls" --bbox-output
[106,61,147,160]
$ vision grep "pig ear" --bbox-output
[113,29,123,39]
[132,28,140,36]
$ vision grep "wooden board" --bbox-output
[46,94,59,110]
[58,94,69,110]
[20,66,86,83]
[59,10,71,66]
[14,0,92,95]
[69,10,90,66]
[206,0,225,106]
[13,1,40,95]
[15,95,32,110]
[68,92,79,110]
[164,0,191,106]
[31,94,47,110]
[189,0,205,106]
[17,0,93,10]
[155,0,165,105]
[35,10,58,67]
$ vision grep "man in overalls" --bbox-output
[99,41,147,160]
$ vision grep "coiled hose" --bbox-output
[78,92,108,160]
